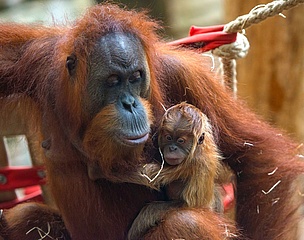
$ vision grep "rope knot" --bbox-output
[212,33,250,59]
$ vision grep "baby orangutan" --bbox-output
[144,102,221,207]
[128,102,229,239]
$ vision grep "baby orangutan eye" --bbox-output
[165,135,172,141]
[177,138,185,144]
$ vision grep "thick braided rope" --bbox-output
[225,0,304,33]
[215,0,304,97]
[212,34,249,98]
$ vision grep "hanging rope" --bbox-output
[213,0,304,97]
[224,0,304,33]
[212,33,250,98]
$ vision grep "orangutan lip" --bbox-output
[122,133,149,146]
[166,158,179,163]
[166,158,178,162]
[165,158,181,166]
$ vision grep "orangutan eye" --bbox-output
[177,138,185,144]
[106,75,120,87]
[129,70,142,83]
[165,134,172,141]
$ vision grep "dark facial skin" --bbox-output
[84,32,151,146]
[159,130,193,165]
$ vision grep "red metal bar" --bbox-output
[0,166,46,191]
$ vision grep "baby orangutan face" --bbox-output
[158,103,206,166]
[158,129,193,165]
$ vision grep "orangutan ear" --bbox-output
[66,53,77,76]
[198,133,205,145]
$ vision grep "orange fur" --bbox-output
[153,44,304,239]
[83,99,154,175]
[0,3,303,240]
[145,207,238,240]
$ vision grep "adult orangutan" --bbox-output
[0,3,303,240]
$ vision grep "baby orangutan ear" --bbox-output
[198,133,205,145]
